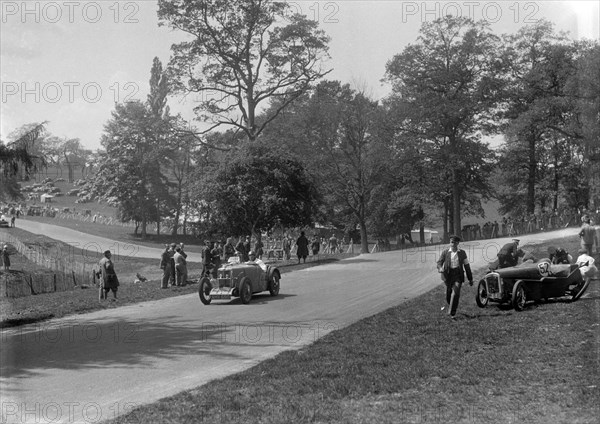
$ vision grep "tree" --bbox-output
[200,146,319,238]
[158,0,331,143]
[499,20,575,214]
[44,136,91,183]
[93,101,171,237]
[0,122,47,200]
[260,81,392,253]
[384,16,501,238]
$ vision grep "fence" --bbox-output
[0,232,97,298]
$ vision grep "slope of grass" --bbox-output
[105,235,599,424]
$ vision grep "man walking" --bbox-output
[436,235,473,320]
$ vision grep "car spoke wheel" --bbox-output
[269,274,280,296]
[512,280,527,311]
[240,277,252,304]
[475,280,488,308]
[571,278,591,301]
[199,277,212,305]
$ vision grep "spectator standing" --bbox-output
[311,236,320,258]
[235,236,249,262]
[211,242,223,277]
[98,250,119,301]
[201,240,214,277]
[10,216,15,227]
[436,235,473,319]
[254,238,264,259]
[296,231,309,264]
[579,216,595,255]
[159,244,174,288]
[173,246,187,286]
[243,236,252,258]
[223,237,236,262]
[1,245,11,271]
[282,235,291,260]
[328,234,338,254]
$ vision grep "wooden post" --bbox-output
[72,270,77,287]
[53,274,57,292]
[29,275,36,295]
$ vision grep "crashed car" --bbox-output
[476,260,593,311]
[0,215,9,228]
[199,257,281,305]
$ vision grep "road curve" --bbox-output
[0,225,575,424]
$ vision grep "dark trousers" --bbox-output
[444,269,463,316]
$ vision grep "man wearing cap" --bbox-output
[436,235,473,319]
[579,216,595,255]
[98,250,119,301]
[497,239,526,269]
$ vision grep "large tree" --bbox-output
[499,20,575,214]
[1,122,47,200]
[93,101,171,237]
[384,16,501,238]
[158,0,331,143]
[200,145,319,238]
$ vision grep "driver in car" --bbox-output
[246,250,267,272]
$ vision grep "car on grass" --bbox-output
[199,257,281,305]
[476,260,593,311]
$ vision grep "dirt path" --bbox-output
[0,227,575,423]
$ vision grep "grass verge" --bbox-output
[105,236,599,424]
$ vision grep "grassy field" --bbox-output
[102,236,599,424]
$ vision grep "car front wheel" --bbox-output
[512,280,527,311]
[199,277,212,305]
[269,273,280,296]
[240,277,252,304]
[475,280,488,308]
[571,278,591,301]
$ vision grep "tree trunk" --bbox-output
[141,218,147,238]
[526,133,537,214]
[452,169,461,237]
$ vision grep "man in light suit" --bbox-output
[436,235,473,320]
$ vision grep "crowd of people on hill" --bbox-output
[461,209,599,242]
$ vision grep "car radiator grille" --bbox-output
[485,275,501,294]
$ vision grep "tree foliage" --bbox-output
[384,16,500,238]
[200,146,318,237]
[158,0,331,142]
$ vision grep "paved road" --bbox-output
[0,226,574,424]
[11,219,202,262]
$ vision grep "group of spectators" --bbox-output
[460,209,598,242]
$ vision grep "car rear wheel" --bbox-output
[269,273,280,296]
[240,277,252,304]
[571,278,591,301]
[199,277,212,305]
[475,280,488,308]
[512,280,527,311]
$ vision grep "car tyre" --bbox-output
[240,277,252,304]
[475,280,488,308]
[512,280,527,311]
[571,278,591,301]
[269,273,280,297]
[199,277,212,305]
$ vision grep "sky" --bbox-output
[1,1,599,150]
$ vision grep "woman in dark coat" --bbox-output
[296,231,309,263]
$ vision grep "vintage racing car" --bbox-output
[199,257,281,304]
[476,260,593,311]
